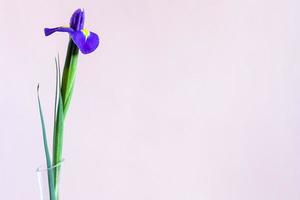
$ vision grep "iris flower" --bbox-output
[44,9,99,54]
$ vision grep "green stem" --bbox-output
[52,39,79,199]
[61,39,79,116]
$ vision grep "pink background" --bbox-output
[0,0,300,199]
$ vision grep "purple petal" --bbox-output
[44,27,74,36]
[71,30,99,54]
[70,9,85,31]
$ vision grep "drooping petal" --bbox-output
[44,27,74,36]
[70,9,84,31]
[71,30,99,54]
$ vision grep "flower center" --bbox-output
[81,29,90,39]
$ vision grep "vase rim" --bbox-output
[36,159,65,173]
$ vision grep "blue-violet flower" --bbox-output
[44,9,99,54]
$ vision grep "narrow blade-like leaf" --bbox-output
[37,85,56,200]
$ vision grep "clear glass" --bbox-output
[36,159,64,200]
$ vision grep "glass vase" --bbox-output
[36,160,64,200]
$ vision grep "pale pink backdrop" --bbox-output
[0,0,300,199]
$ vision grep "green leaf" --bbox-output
[53,92,64,193]
[52,55,65,197]
[37,85,56,200]
[53,56,59,139]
